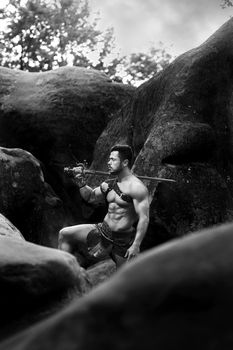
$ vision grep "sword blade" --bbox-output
[135,175,176,183]
[85,169,176,183]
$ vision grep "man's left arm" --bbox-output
[125,185,150,260]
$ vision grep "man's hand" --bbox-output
[73,164,87,188]
[124,243,140,261]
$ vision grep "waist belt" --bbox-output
[95,222,135,247]
[95,221,113,243]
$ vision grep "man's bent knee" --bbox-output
[59,228,67,243]
[58,228,72,251]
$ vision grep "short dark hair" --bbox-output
[110,144,133,167]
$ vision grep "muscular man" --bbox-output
[58,144,150,267]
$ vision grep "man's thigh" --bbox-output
[61,223,96,244]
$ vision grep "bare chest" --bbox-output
[107,190,130,207]
[106,181,133,207]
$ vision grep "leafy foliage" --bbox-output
[220,0,233,8]
[0,0,123,75]
[122,45,173,85]
[0,0,173,85]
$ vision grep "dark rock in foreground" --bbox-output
[0,236,90,340]
[87,259,116,287]
[1,222,233,349]
[0,213,24,240]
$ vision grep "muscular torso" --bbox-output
[103,181,138,232]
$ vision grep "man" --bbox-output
[58,144,150,267]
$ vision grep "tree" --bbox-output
[121,44,173,86]
[0,0,123,75]
[220,0,233,8]
[0,0,173,85]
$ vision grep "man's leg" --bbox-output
[110,235,134,268]
[58,224,95,254]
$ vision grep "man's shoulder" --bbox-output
[130,176,149,197]
[130,174,147,187]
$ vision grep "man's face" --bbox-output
[108,151,123,174]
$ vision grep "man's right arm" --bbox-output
[73,166,106,204]
[74,169,104,204]
[79,184,102,204]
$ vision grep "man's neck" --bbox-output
[117,168,132,182]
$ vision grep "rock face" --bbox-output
[0,67,135,244]
[0,235,90,340]
[90,18,233,245]
[2,222,233,350]
[0,147,66,246]
[0,213,24,240]
[0,66,134,165]
[86,259,116,287]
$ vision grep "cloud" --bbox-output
[89,0,232,56]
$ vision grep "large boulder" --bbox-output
[0,66,134,165]
[2,222,233,349]
[86,259,116,287]
[0,66,135,228]
[0,213,24,240]
[0,235,90,341]
[89,18,233,245]
[0,147,67,246]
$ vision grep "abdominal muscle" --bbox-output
[104,202,137,232]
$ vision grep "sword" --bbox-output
[64,167,176,183]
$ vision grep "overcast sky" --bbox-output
[0,0,232,59]
[89,0,232,58]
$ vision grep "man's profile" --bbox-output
[58,144,150,268]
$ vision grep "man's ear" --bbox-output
[123,159,129,167]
